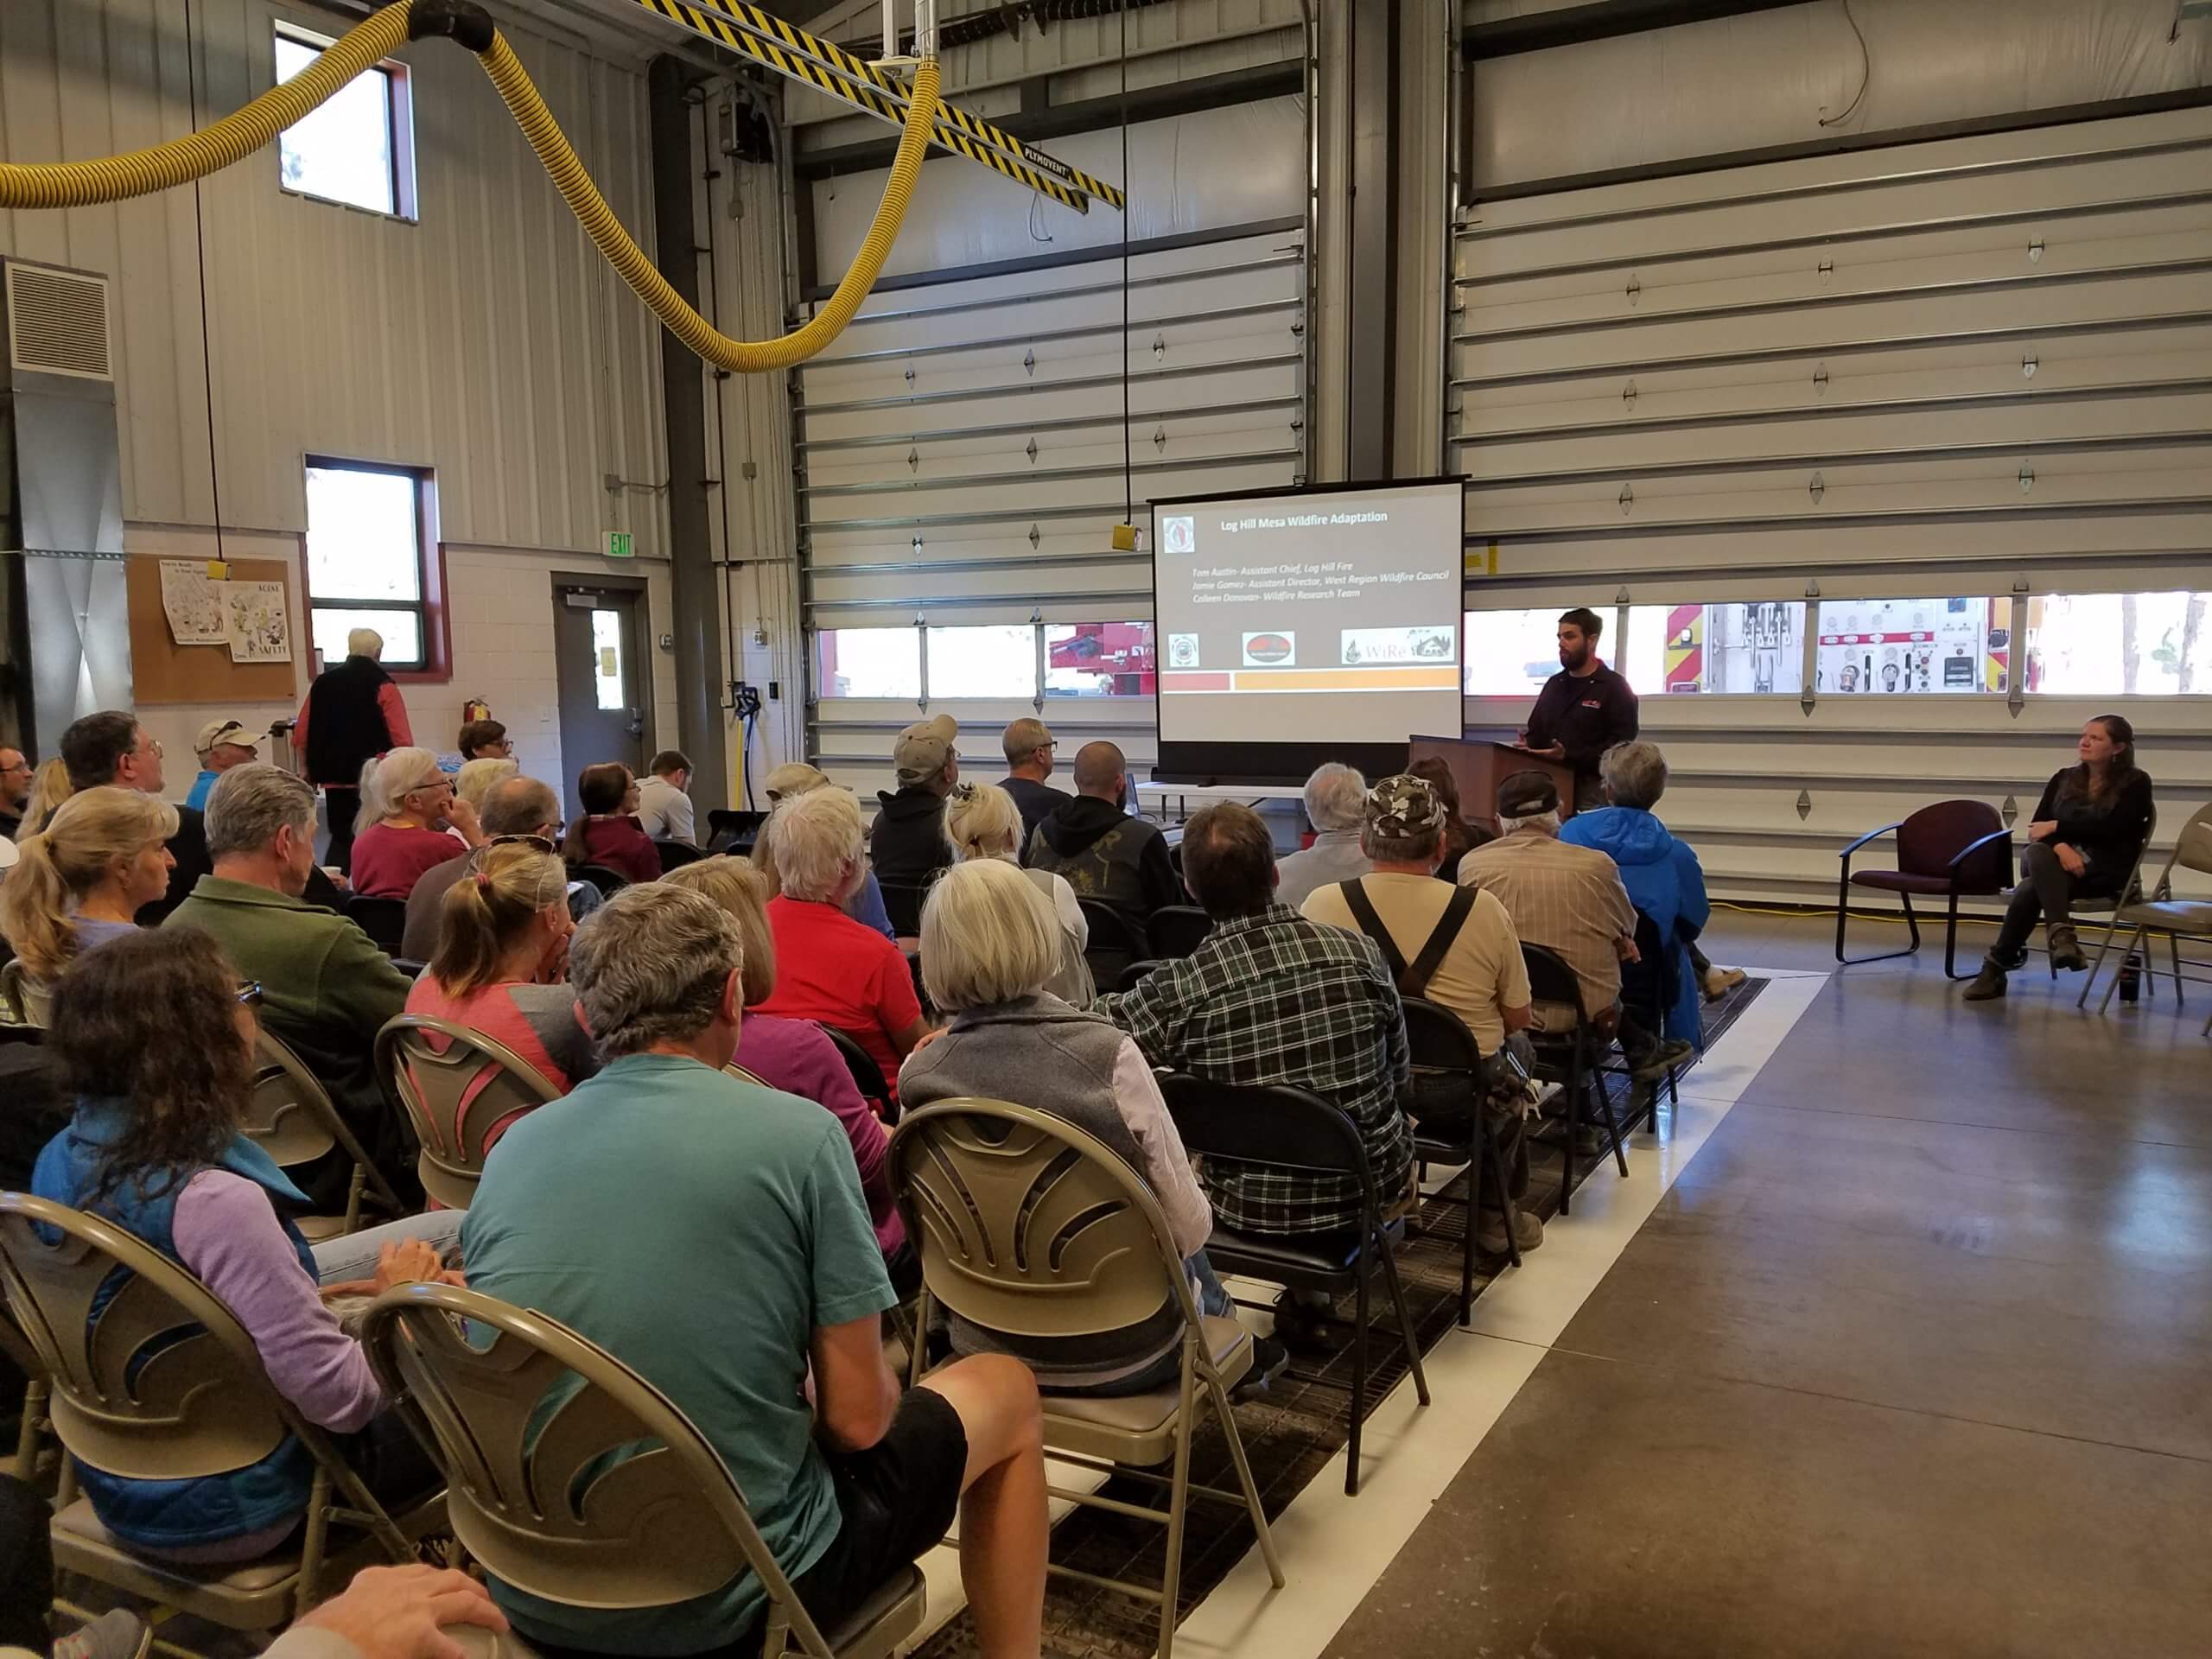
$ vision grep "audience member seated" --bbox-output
[756,787,929,1094]
[634,747,697,844]
[404,841,594,1160]
[1301,775,1539,1255]
[1274,762,1372,912]
[455,755,519,814]
[871,715,961,889]
[0,788,175,1004]
[164,765,416,1183]
[995,716,1065,849]
[11,756,73,839]
[183,719,259,812]
[1408,755,1495,883]
[757,764,898,939]
[1560,741,1708,1051]
[1027,741,1182,937]
[1458,771,1690,1077]
[1967,713,2155,1001]
[945,782,1092,1004]
[664,855,904,1266]
[1095,802,1414,1352]
[457,718,512,761]
[293,628,413,875]
[0,743,30,840]
[350,749,486,901]
[401,775,564,962]
[461,883,1048,1657]
[56,710,208,925]
[562,761,660,887]
[30,929,461,1564]
[903,861,1279,1395]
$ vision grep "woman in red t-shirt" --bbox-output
[562,763,661,887]
[348,749,487,899]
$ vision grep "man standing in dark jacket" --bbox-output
[291,626,411,873]
[1522,607,1638,812]
[1027,741,1182,939]
[870,714,961,889]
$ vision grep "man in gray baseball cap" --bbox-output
[869,714,961,888]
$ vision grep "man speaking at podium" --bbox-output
[1519,607,1638,813]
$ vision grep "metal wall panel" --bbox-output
[0,0,666,556]
[1452,106,2212,901]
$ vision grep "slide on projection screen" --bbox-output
[1151,479,1466,783]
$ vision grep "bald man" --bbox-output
[1027,741,1183,934]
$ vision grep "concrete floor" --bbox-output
[1317,910,2212,1659]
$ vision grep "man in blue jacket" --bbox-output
[1560,740,1712,1049]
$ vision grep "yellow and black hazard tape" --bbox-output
[626,0,1123,213]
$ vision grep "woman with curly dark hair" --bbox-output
[30,928,458,1562]
[1407,755,1494,884]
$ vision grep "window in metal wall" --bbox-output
[925,626,1038,699]
[303,461,434,672]
[2019,593,2212,697]
[1813,598,2006,696]
[275,26,414,219]
[1046,623,1156,698]
[1625,603,1806,696]
[816,628,920,699]
[1464,608,1589,696]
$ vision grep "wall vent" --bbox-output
[6,263,112,382]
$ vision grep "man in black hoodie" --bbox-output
[870,713,961,890]
[1027,741,1182,938]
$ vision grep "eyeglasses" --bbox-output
[140,740,164,760]
[235,982,263,1007]
[488,833,557,853]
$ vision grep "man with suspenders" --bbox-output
[1300,775,1544,1257]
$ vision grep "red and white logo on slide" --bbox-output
[1161,515,1197,555]
[1242,632,1295,666]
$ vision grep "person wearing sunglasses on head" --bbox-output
[401,775,564,962]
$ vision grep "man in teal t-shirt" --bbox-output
[461,884,1050,1658]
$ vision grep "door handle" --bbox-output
[627,707,644,738]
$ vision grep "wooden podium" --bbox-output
[1407,735,1579,830]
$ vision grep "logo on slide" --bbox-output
[1340,626,1457,664]
[1167,632,1201,668]
[1242,632,1295,666]
[1160,515,1197,555]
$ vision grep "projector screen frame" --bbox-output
[1148,474,1470,787]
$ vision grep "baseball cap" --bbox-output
[195,719,255,756]
[1364,773,1446,839]
[762,761,829,802]
[893,715,959,785]
[1497,770,1560,817]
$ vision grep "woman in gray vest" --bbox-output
[942,783,1093,1005]
[899,860,1281,1397]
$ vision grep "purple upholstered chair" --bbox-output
[1837,801,2013,978]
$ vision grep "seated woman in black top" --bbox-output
[1966,715,2152,999]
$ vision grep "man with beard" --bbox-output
[1520,607,1638,814]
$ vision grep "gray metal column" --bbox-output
[648,54,729,812]
[1345,0,1399,480]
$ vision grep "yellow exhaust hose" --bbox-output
[0,0,940,373]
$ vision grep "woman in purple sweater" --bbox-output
[31,929,462,1562]
[664,855,906,1269]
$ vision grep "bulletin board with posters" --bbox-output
[124,555,301,704]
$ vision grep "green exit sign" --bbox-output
[604,530,634,560]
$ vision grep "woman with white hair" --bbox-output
[901,859,1278,1395]
[1559,740,1710,1048]
[1274,761,1374,911]
[455,755,520,814]
[944,782,1092,1004]
[291,625,412,874]
[347,748,486,901]
[754,785,929,1093]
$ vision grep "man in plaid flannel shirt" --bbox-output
[1096,801,1414,1240]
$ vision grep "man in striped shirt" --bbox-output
[1095,802,1414,1242]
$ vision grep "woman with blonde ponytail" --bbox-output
[403,839,595,1160]
[0,785,177,986]
[13,755,76,838]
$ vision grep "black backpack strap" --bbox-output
[1401,885,1479,998]
[1335,880,1409,982]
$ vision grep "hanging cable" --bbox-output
[1119,0,1133,529]
[182,0,227,571]
[1819,0,1871,129]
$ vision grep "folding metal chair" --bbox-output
[819,1022,894,1122]
[246,1027,404,1242]
[1518,944,1629,1217]
[2082,802,2211,1013]
[653,838,705,873]
[1147,906,1213,959]
[1399,997,1524,1325]
[888,1099,1282,1658]
[571,864,630,899]
[362,1282,924,1659]
[1159,1073,1430,1496]
[373,1016,564,1210]
[1077,898,1149,992]
[342,894,409,957]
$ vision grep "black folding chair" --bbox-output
[821,1022,894,1122]
[703,808,767,856]
[1160,1074,1430,1496]
[878,880,929,938]
[1147,906,1212,959]
[1117,958,1166,991]
[653,838,704,873]
[1518,944,1629,1216]
[1399,998,1523,1325]
[1602,911,1681,1137]
[1077,899,1149,992]
[572,864,630,898]
[343,894,407,956]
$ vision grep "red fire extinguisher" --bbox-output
[462,698,492,724]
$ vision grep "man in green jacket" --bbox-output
[164,763,415,1195]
